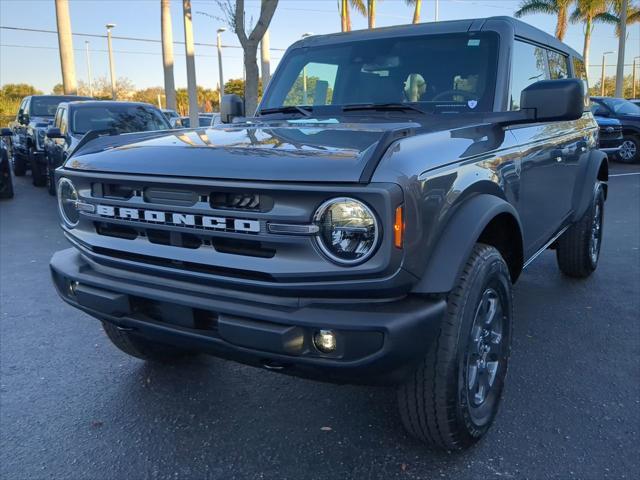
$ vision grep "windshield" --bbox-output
[31,97,82,117]
[70,105,169,135]
[261,32,499,114]
[599,98,640,115]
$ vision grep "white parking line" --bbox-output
[609,172,640,177]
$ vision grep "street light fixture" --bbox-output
[105,23,117,99]
[601,51,614,97]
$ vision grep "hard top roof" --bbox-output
[60,100,159,109]
[293,16,582,60]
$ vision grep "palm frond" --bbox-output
[594,11,621,23]
[515,0,557,18]
[349,0,367,15]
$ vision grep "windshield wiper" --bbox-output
[259,105,313,117]
[342,103,428,115]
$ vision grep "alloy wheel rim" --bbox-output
[590,203,602,264]
[620,140,637,161]
[466,288,504,408]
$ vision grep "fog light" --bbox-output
[68,280,79,296]
[313,329,337,353]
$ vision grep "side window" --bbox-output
[17,99,27,118]
[283,62,338,106]
[547,50,569,79]
[23,98,31,115]
[509,41,548,110]
[59,108,68,135]
[572,57,587,81]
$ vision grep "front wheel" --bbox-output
[617,136,639,163]
[556,183,605,278]
[29,148,46,187]
[12,150,26,177]
[46,162,56,196]
[398,244,513,450]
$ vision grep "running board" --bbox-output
[523,226,569,269]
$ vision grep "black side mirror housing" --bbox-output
[521,79,585,122]
[19,113,29,125]
[46,127,64,139]
[220,94,244,123]
[1,128,12,137]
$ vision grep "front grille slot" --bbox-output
[211,238,275,258]
[92,246,275,282]
[210,191,273,211]
[95,222,138,240]
[144,188,198,206]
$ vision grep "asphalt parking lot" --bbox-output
[1,164,639,480]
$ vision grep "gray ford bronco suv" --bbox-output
[50,17,608,450]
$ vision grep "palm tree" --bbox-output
[571,0,609,74]
[596,0,640,36]
[406,0,422,23]
[339,0,366,32]
[514,0,574,41]
[54,0,77,94]
[367,0,378,28]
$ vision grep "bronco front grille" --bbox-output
[92,246,276,281]
[599,125,622,140]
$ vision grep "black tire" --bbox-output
[46,162,56,196]
[29,148,45,187]
[556,183,605,278]
[398,244,513,450]
[102,321,196,363]
[617,135,639,163]
[12,150,27,177]
[0,162,14,199]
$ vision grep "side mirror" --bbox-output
[521,79,584,122]
[46,127,64,139]
[220,94,244,123]
[1,128,12,137]
[19,113,29,125]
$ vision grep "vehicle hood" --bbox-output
[64,121,420,182]
[29,116,54,128]
[63,116,505,182]
[616,114,640,124]
[594,116,620,126]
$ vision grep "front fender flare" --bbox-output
[572,149,608,222]
[411,194,523,294]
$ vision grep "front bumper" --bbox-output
[50,248,446,385]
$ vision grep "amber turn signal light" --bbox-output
[394,206,404,248]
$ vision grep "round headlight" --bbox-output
[313,197,379,265]
[57,178,80,227]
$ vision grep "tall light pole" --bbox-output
[183,0,198,128]
[85,41,93,97]
[217,28,226,104]
[301,33,313,105]
[105,23,117,99]
[633,56,640,99]
[435,0,439,22]
[601,51,614,96]
[614,0,628,98]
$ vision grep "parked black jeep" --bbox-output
[9,95,90,185]
[44,101,171,195]
[50,17,608,450]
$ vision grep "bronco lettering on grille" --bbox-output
[96,205,260,233]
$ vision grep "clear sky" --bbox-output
[1,0,639,93]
